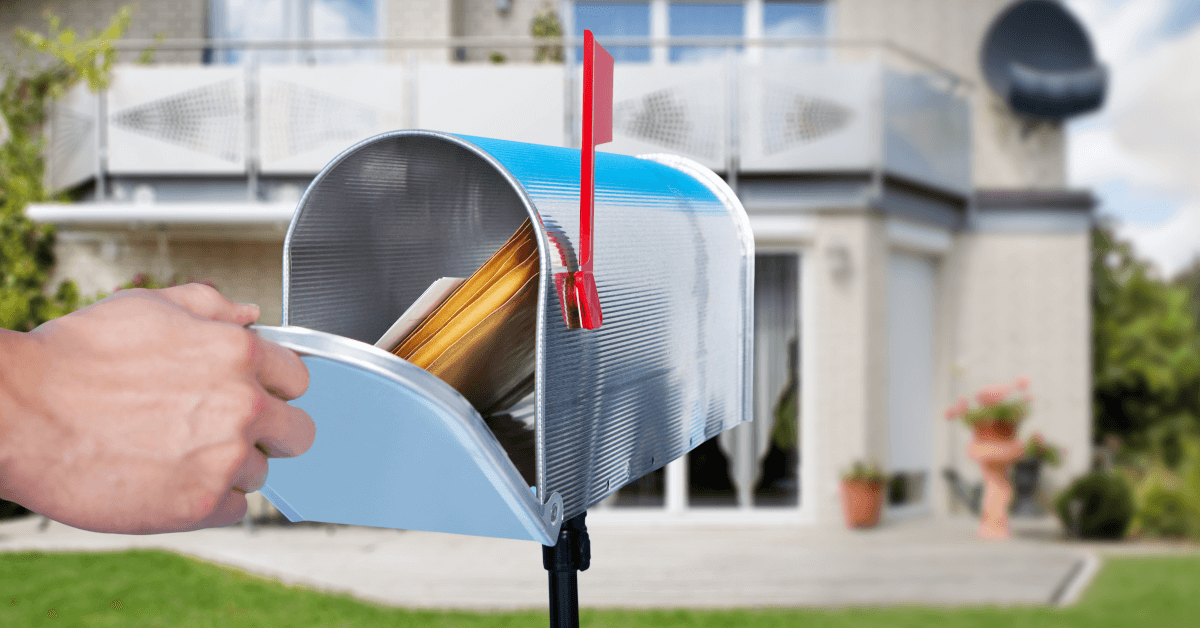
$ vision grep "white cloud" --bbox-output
[1065,0,1200,277]
[1068,126,1162,189]
[1123,202,1200,276]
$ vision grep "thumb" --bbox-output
[154,283,261,326]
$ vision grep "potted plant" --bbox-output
[840,461,885,529]
[1012,432,1063,516]
[945,377,1033,539]
[944,376,1031,442]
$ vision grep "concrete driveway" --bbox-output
[0,514,1094,610]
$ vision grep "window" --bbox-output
[574,1,652,63]
[207,0,379,64]
[569,0,828,65]
[685,253,801,509]
[749,253,800,507]
[763,1,828,61]
[668,2,744,63]
[763,0,826,37]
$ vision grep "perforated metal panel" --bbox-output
[415,66,565,148]
[258,66,406,173]
[44,82,96,192]
[596,64,728,171]
[106,67,246,173]
[612,84,722,160]
[283,131,753,520]
[882,71,971,195]
[111,79,242,161]
[739,62,875,172]
[760,83,853,154]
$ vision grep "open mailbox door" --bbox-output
[253,323,562,544]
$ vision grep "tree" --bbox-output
[1093,226,1200,453]
[1175,255,1200,330]
[0,9,134,331]
[531,3,564,63]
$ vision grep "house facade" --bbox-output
[8,0,1096,526]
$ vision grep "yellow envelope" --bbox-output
[392,218,539,414]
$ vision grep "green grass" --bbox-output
[0,549,1197,627]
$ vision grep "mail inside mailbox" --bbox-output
[389,217,538,418]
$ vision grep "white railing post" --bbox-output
[95,84,108,201]
[245,58,259,200]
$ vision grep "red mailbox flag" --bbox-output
[575,29,613,330]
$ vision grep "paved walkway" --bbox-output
[0,514,1097,610]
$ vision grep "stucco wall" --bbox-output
[833,0,1067,189]
[48,232,284,326]
[385,0,454,63]
[454,0,554,62]
[947,230,1092,500]
[0,0,205,65]
[808,211,890,524]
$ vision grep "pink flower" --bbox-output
[977,384,1011,407]
[1015,375,1031,391]
[944,397,969,420]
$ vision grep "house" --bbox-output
[8,0,1099,526]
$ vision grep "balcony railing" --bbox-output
[45,37,972,201]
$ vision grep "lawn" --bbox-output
[0,549,1196,627]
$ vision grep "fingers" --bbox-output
[160,285,309,400]
[200,490,249,530]
[155,283,261,326]
[249,393,316,459]
[249,333,310,401]
[230,446,270,493]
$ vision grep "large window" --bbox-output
[763,0,828,61]
[763,0,827,37]
[574,1,652,63]
[208,0,379,64]
[748,253,800,508]
[686,253,800,508]
[668,2,744,63]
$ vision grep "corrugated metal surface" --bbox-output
[284,130,752,520]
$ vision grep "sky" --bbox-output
[1064,0,1200,277]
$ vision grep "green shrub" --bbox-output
[1137,485,1197,538]
[1056,471,1135,539]
[1126,434,1200,539]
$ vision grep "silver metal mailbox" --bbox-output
[257,130,753,545]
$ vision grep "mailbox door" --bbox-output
[253,325,562,545]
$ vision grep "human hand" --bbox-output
[0,284,314,534]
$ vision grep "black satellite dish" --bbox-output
[981,0,1107,119]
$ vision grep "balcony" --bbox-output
[34,37,971,235]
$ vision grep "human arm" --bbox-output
[0,284,314,534]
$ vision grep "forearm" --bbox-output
[0,328,43,503]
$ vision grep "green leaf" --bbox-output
[0,8,129,331]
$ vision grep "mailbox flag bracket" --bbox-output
[574,29,613,331]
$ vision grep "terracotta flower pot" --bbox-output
[973,420,1017,442]
[840,479,884,529]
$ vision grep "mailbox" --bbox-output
[255,129,754,547]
